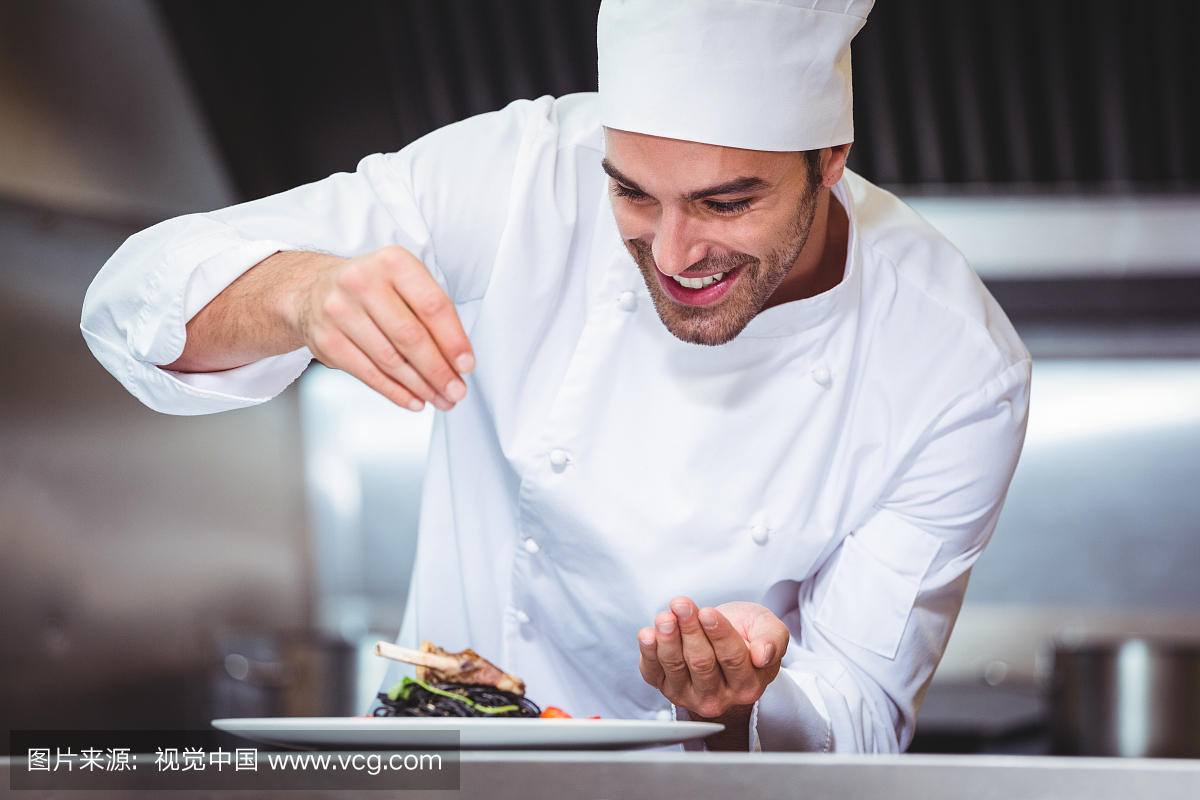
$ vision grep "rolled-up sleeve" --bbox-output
[81,98,535,415]
[81,212,312,414]
[755,357,1032,752]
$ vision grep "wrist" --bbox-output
[690,703,754,752]
[270,251,340,345]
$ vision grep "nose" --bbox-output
[651,206,708,276]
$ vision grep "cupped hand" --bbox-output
[294,246,474,411]
[637,597,789,723]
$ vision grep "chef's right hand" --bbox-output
[292,245,474,412]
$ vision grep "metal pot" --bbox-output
[1051,638,1200,758]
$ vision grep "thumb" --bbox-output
[749,620,789,669]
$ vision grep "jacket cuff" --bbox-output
[754,668,834,752]
[82,325,312,416]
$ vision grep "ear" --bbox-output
[821,143,852,188]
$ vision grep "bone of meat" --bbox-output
[374,640,525,695]
[416,641,526,696]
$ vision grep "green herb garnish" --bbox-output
[384,677,519,714]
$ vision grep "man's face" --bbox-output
[603,128,822,346]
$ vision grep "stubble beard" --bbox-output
[626,182,821,347]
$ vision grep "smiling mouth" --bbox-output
[656,264,745,307]
[669,271,729,289]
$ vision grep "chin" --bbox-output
[663,316,748,347]
[648,293,757,347]
[627,241,787,347]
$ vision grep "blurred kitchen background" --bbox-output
[2,0,1198,755]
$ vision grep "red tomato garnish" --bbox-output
[539,707,572,718]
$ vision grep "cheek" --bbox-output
[733,211,800,257]
[714,220,772,259]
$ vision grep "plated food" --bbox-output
[372,641,580,719]
[214,637,715,751]
[375,677,541,718]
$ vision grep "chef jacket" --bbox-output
[82,93,1030,753]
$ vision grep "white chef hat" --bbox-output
[597,0,874,152]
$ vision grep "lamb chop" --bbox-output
[374,640,526,696]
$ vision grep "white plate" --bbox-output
[212,717,723,750]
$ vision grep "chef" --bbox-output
[81,0,1029,752]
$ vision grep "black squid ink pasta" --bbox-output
[374,677,541,718]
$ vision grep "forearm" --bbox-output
[165,250,338,373]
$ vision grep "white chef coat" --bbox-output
[82,93,1030,753]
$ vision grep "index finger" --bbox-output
[696,607,758,696]
[670,598,723,697]
[384,247,475,375]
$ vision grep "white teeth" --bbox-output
[671,272,727,289]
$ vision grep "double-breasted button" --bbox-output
[549,449,568,467]
[751,525,770,545]
[812,363,832,387]
[515,610,531,624]
[618,291,638,312]
[523,538,541,554]
[655,709,673,721]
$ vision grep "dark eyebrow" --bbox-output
[601,158,768,202]
[601,159,646,193]
[681,176,769,202]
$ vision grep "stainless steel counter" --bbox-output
[4,751,1200,799]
